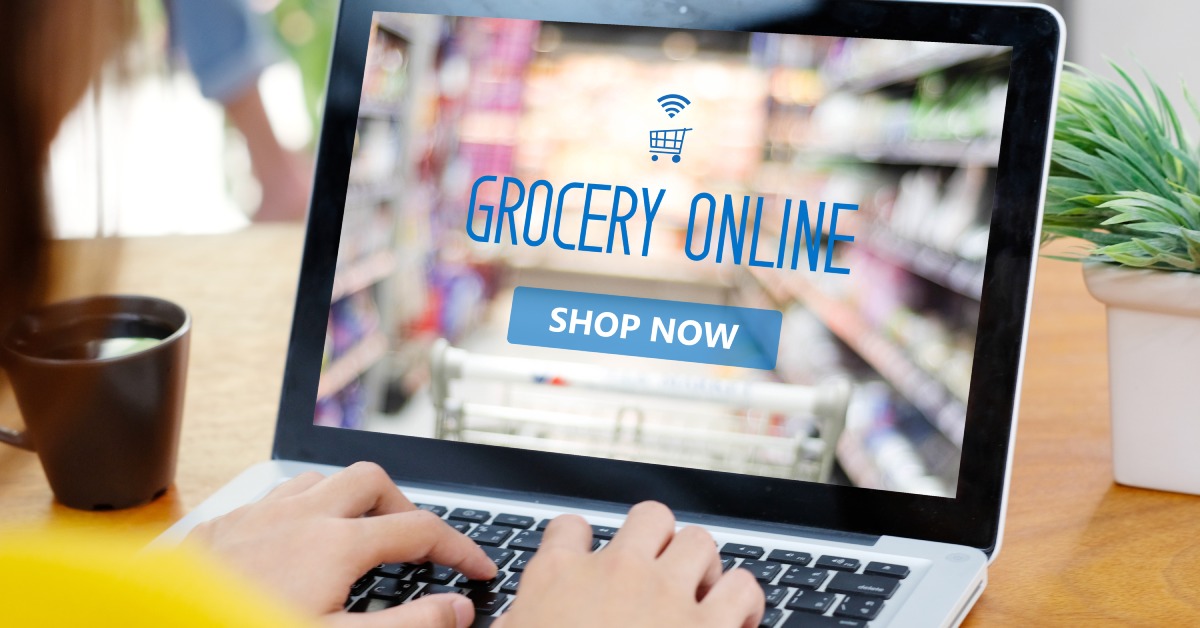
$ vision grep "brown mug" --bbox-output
[0,295,190,510]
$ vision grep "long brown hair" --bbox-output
[0,2,137,338]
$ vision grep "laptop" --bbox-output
[160,1,1064,626]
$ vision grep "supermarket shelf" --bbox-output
[748,268,966,448]
[317,331,389,401]
[863,228,984,300]
[836,431,949,496]
[505,254,731,287]
[376,14,416,41]
[332,250,398,302]
[810,139,1001,168]
[358,100,404,120]
[836,430,885,489]
[345,181,402,208]
[834,45,1010,93]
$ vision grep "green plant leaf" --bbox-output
[1045,63,1200,273]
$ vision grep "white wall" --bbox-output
[1066,0,1200,133]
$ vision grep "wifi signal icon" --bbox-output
[657,93,691,118]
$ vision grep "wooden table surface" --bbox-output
[1,225,1197,625]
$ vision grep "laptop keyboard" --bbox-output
[344,503,912,627]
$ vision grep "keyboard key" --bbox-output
[481,546,515,570]
[467,590,510,615]
[500,572,522,593]
[346,597,372,613]
[761,584,790,607]
[413,584,466,599]
[779,567,828,589]
[468,525,515,546]
[785,589,836,614]
[362,597,405,612]
[814,556,860,572]
[494,513,536,529]
[738,560,783,583]
[412,564,458,584]
[835,596,885,621]
[350,574,376,596]
[508,530,544,551]
[864,561,909,579]
[759,608,784,627]
[825,572,900,599]
[509,552,533,572]
[416,503,448,517]
[781,615,865,628]
[720,556,738,572]
[590,538,603,552]
[372,563,413,578]
[454,573,506,590]
[767,550,812,566]
[536,518,553,531]
[448,521,474,534]
[449,508,490,523]
[369,578,419,602]
[591,525,620,540]
[720,543,765,559]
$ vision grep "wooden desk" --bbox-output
[0,226,303,533]
[1,225,1197,624]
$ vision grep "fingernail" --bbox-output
[451,594,474,628]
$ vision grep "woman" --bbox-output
[0,3,764,627]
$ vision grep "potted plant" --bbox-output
[1043,63,1200,495]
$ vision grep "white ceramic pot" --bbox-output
[1084,262,1200,495]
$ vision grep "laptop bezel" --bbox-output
[274,0,1063,555]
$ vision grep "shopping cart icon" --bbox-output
[649,128,693,163]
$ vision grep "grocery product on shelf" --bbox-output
[745,33,1010,493]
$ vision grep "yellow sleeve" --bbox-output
[0,528,317,627]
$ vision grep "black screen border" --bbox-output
[274,0,1063,555]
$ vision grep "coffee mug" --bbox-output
[0,295,190,510]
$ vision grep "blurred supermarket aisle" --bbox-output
[317,15,1011,498]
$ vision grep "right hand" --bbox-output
[496,501,764,628]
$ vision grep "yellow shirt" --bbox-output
[0,528,315,627]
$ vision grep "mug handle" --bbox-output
[0,425,32,450]
[0,370,31,449]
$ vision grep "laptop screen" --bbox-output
[318,11,1012,499]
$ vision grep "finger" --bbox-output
[699,567,764,628]
[539,514,592,555]
[605,501,675,557]
[299,461,417,518]
[325,593,473,628]
[351,510,497,580]
[259,472,324,502]
[657,526,722,596]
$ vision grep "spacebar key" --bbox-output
[825,572,900,599]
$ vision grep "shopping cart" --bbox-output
[649,128,693,163]
[430,339,851,483]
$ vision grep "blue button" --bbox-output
[507,287,780,370]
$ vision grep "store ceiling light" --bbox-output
[533,25,562,54]
[663,32,697,61]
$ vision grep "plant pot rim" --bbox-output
[1083,261,1200,316]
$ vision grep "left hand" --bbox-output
[187,462,497,628]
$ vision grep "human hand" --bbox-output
[495,501,764,628]
[187,462,496,628]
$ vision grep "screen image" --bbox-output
[317,12,1012,498]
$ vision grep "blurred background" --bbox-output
[52,0,1200,237]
